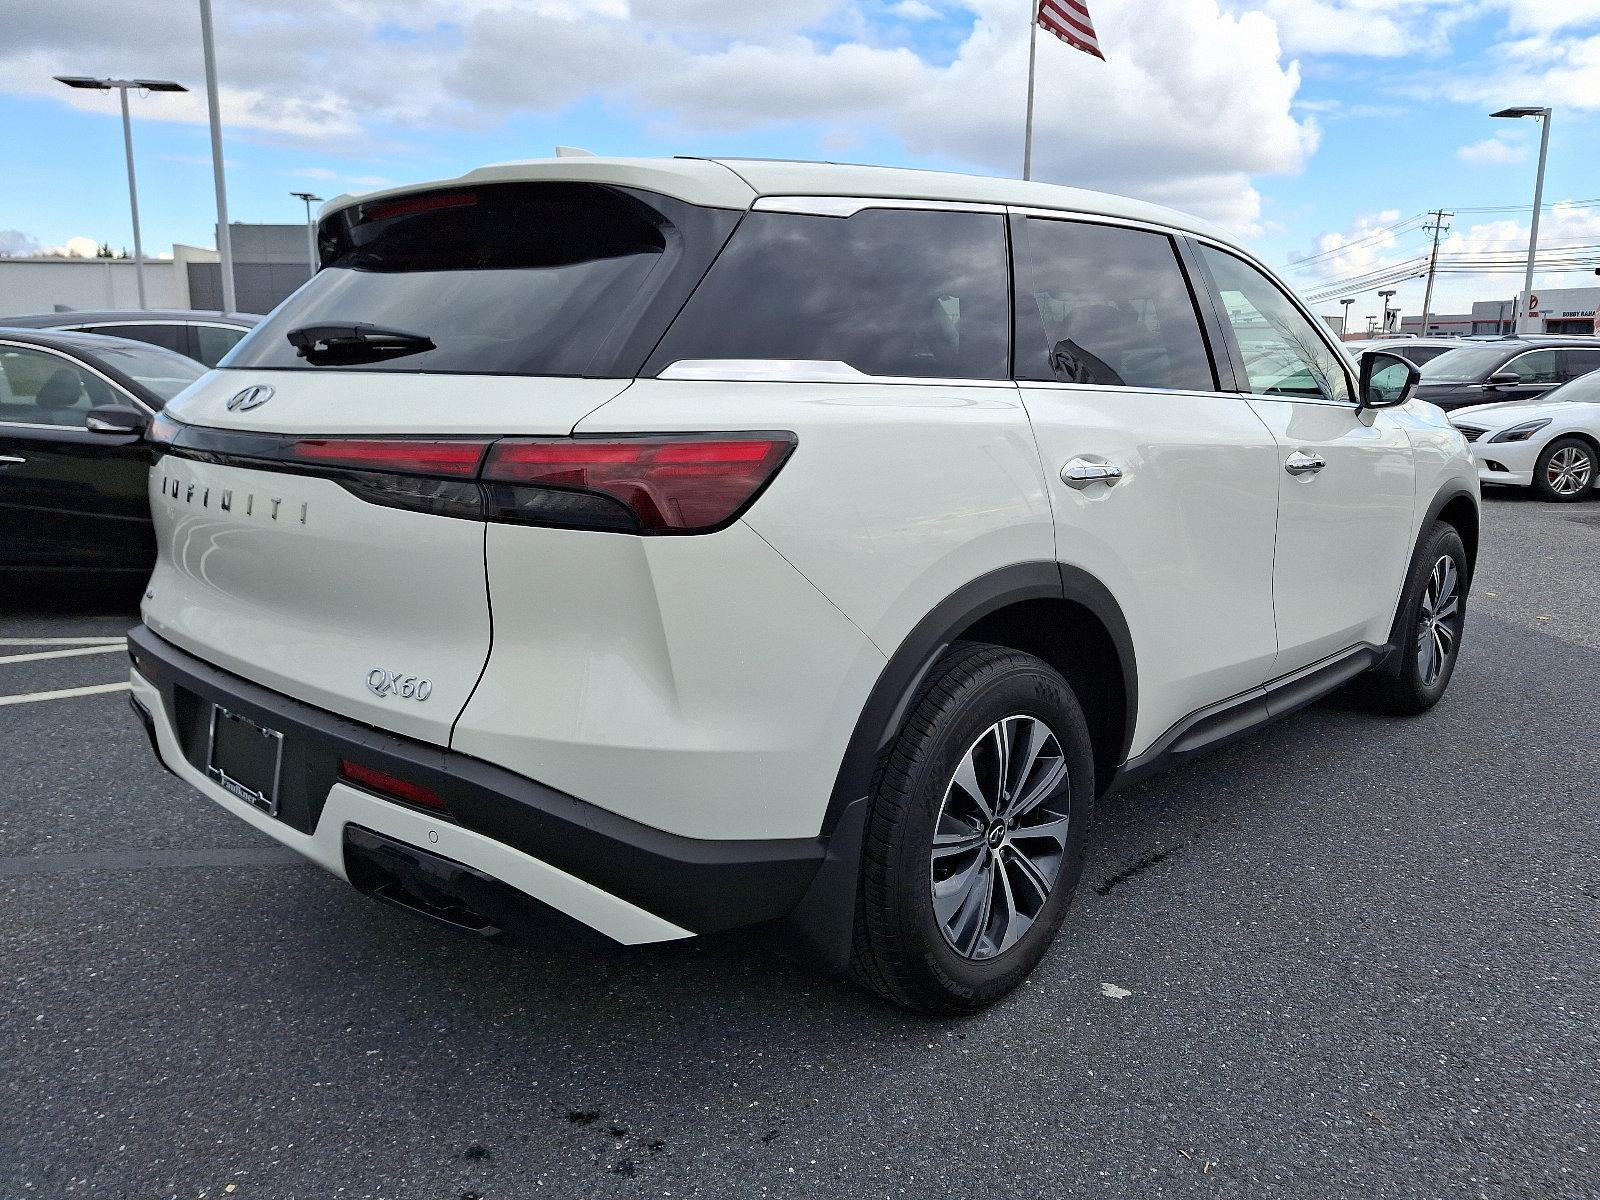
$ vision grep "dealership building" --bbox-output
[1400,286,1599,337]
[0,224,311,318]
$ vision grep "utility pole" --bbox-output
[1419,209,1452,333]
[199,0,237,314]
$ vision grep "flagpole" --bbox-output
[1023,3,1039,180]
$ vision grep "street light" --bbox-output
[290,192,323,276]
[1492,106,1553,335]
[1340,298,1355,334]
[54,75,187,311]
[1378,289,1397,333]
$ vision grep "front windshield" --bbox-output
[88,342,205,402]
[1420,345,1514,383]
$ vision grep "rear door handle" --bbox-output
[1061,458,1124,489]
[1284,451,1325,477]
[0,455,26,467]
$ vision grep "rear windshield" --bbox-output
[226,183,694,376]
[1420,345,1514,383]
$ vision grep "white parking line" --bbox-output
[0,645,126,666]
[0,682,132,707]
[0,637,127,647]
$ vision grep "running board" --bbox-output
[1114,644,1386,789]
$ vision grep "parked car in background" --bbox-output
[0,310,261,367]
[1414,337,1600,411]
[129,157,1477,1015]
[1451,369,1600,501]
[0,328,202,578]
[1342,337,1462,367]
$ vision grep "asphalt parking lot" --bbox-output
[3,492,1596,1200]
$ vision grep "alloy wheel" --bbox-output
[1546,446,1593,497]
[1416,555,1461,688]
[930,715,1071,961]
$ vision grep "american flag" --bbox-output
[1036,0,1105,60]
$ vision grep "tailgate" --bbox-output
[141,370,628,746]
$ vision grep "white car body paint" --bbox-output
[1450,395,1600,490]
[134,156,1481,953]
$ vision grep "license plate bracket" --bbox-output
[206,705,284,817]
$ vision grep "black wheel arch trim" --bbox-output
[1392,483,1478,645]
[820,560,1137,839]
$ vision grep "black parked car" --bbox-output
[0,309,261,367]
[0,329,203,579]
[1414,337,1600,411]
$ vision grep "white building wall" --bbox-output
[0,255,191,316]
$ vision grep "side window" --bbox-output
[0,348,125,427]
[1557,349,1600,383]
[84,323,187,355]
[1507,350,1559,384]
[1013,218,1216,391]
[649,208,1010,380]
[1200,247,1353,404]
[195,324,247,367]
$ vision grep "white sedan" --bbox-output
[1450,370,1600,501]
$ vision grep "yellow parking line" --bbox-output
[0,637,127,647]
[0,645,126,666]
[0,682,132,707]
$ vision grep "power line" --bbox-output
[1284,212,1429,270]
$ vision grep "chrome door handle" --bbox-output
[1284,451,1325,477]
[1061,458,1124,489]
[0,455,25,466]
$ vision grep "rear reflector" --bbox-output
[290,438,491,478]
[481,434,796,534]
[339,759,449,813]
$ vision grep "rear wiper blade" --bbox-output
[287,323,435,363]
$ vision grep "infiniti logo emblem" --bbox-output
[226,384,275,412]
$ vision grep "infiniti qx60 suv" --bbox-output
[129,158,1478,1014]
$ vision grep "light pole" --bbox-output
[1493,106,1553,335]
[1340,298,1355,335]
[54,76,187,311]
[199,0,237,314]
[1378,289,1397,333]
[290,192,323,276]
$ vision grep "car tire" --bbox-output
[1532,437,1596,502]
[848,642,1096,1016]
[1352,522,1468,716]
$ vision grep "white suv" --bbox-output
[128,158,1479,1014]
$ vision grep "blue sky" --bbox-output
[2,0,1596,326]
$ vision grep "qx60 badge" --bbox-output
[226,384,275,412]
[367,669,433,701]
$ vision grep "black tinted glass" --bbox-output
[1013,219,1215,391]
[226,183,684,375]
[649,208,1010,380]
[1558,349,1600,381]
[88,323,186,354]
[1399,345,1450,365]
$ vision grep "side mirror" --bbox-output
[1486,370,1521,387]
[84,405,149,436]
[1359,350,1421,411]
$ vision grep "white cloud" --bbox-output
[891,0,941,19]
[1457,137,1528,166]
[1502,0,1600,35]
[0,0,1315,232]
[0,229,42,256]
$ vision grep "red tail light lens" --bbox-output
[290,438,491,478]
[482,433,796,534]
[339,759,449,813]
[360,190,477,222]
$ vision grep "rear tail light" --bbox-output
[289,438,490,477]
[481,434,796,534]
[162,426,794,533]
[339,759,449,813]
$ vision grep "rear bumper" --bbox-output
[127,624,836,945]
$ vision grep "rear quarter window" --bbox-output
[647,208,1011,381]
